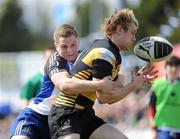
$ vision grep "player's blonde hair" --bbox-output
[53,24,78,43]
[102,8,139,36]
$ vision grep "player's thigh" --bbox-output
[57,133,80,139]
[89,123,128,139]
[11,135,30,139]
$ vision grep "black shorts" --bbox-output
[48,106,105,139]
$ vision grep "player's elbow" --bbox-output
[59,84,68,92]
[97,98,107,104]
[55,80,69,92]
[96,96,110,104]
[97,98,114,105]
[96,92,112,104]
[59,81,72,93]
[107,101,114,105]
[97,94,117,104]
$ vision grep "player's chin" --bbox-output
[67,56,76,62]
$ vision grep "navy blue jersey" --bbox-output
[28,50,73,115]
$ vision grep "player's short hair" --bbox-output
[102,8,139,36]
[53,24,78,43]
[165,56,180,67]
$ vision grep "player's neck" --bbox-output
[107,35,120,51]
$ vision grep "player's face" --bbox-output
[166,65,180,81]
[117,23,137,51]
[55,35,79,62]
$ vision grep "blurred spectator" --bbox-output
[20,47,53,108]
[148,56,180,139]
[0,103,12,119]
[0,102,13,139]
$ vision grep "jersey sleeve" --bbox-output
[92,59,113,79]
[44,51,68,78]
[90,48,115,79]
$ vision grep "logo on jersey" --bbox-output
[60,119,71,130]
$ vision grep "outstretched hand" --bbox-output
[137,62,158,84]
[138,62,154,75]
[131,63,158,87]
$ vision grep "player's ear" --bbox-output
[116,25,122,34]
[54,42,57,47]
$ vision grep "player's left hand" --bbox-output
[137,63,158,84]
[138,62,154,74]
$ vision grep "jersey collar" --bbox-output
[106,38,119,52]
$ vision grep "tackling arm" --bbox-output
[51,71,114,94]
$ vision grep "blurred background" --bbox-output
[0,0,179,138]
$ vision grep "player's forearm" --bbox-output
[52,72,104,94]
[58,78,103,94]
[97,82,138,104]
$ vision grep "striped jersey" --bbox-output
[28,50,73,115]
[54,38,122,110]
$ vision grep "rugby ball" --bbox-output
[134,36,173,62]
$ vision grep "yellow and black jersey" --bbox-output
[55,38,122,110]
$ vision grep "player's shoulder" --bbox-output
[48,50,67,66]
[91,38,109,48]
[49,50,60,61]
[90,39,113,53]
[44,50,68,75]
